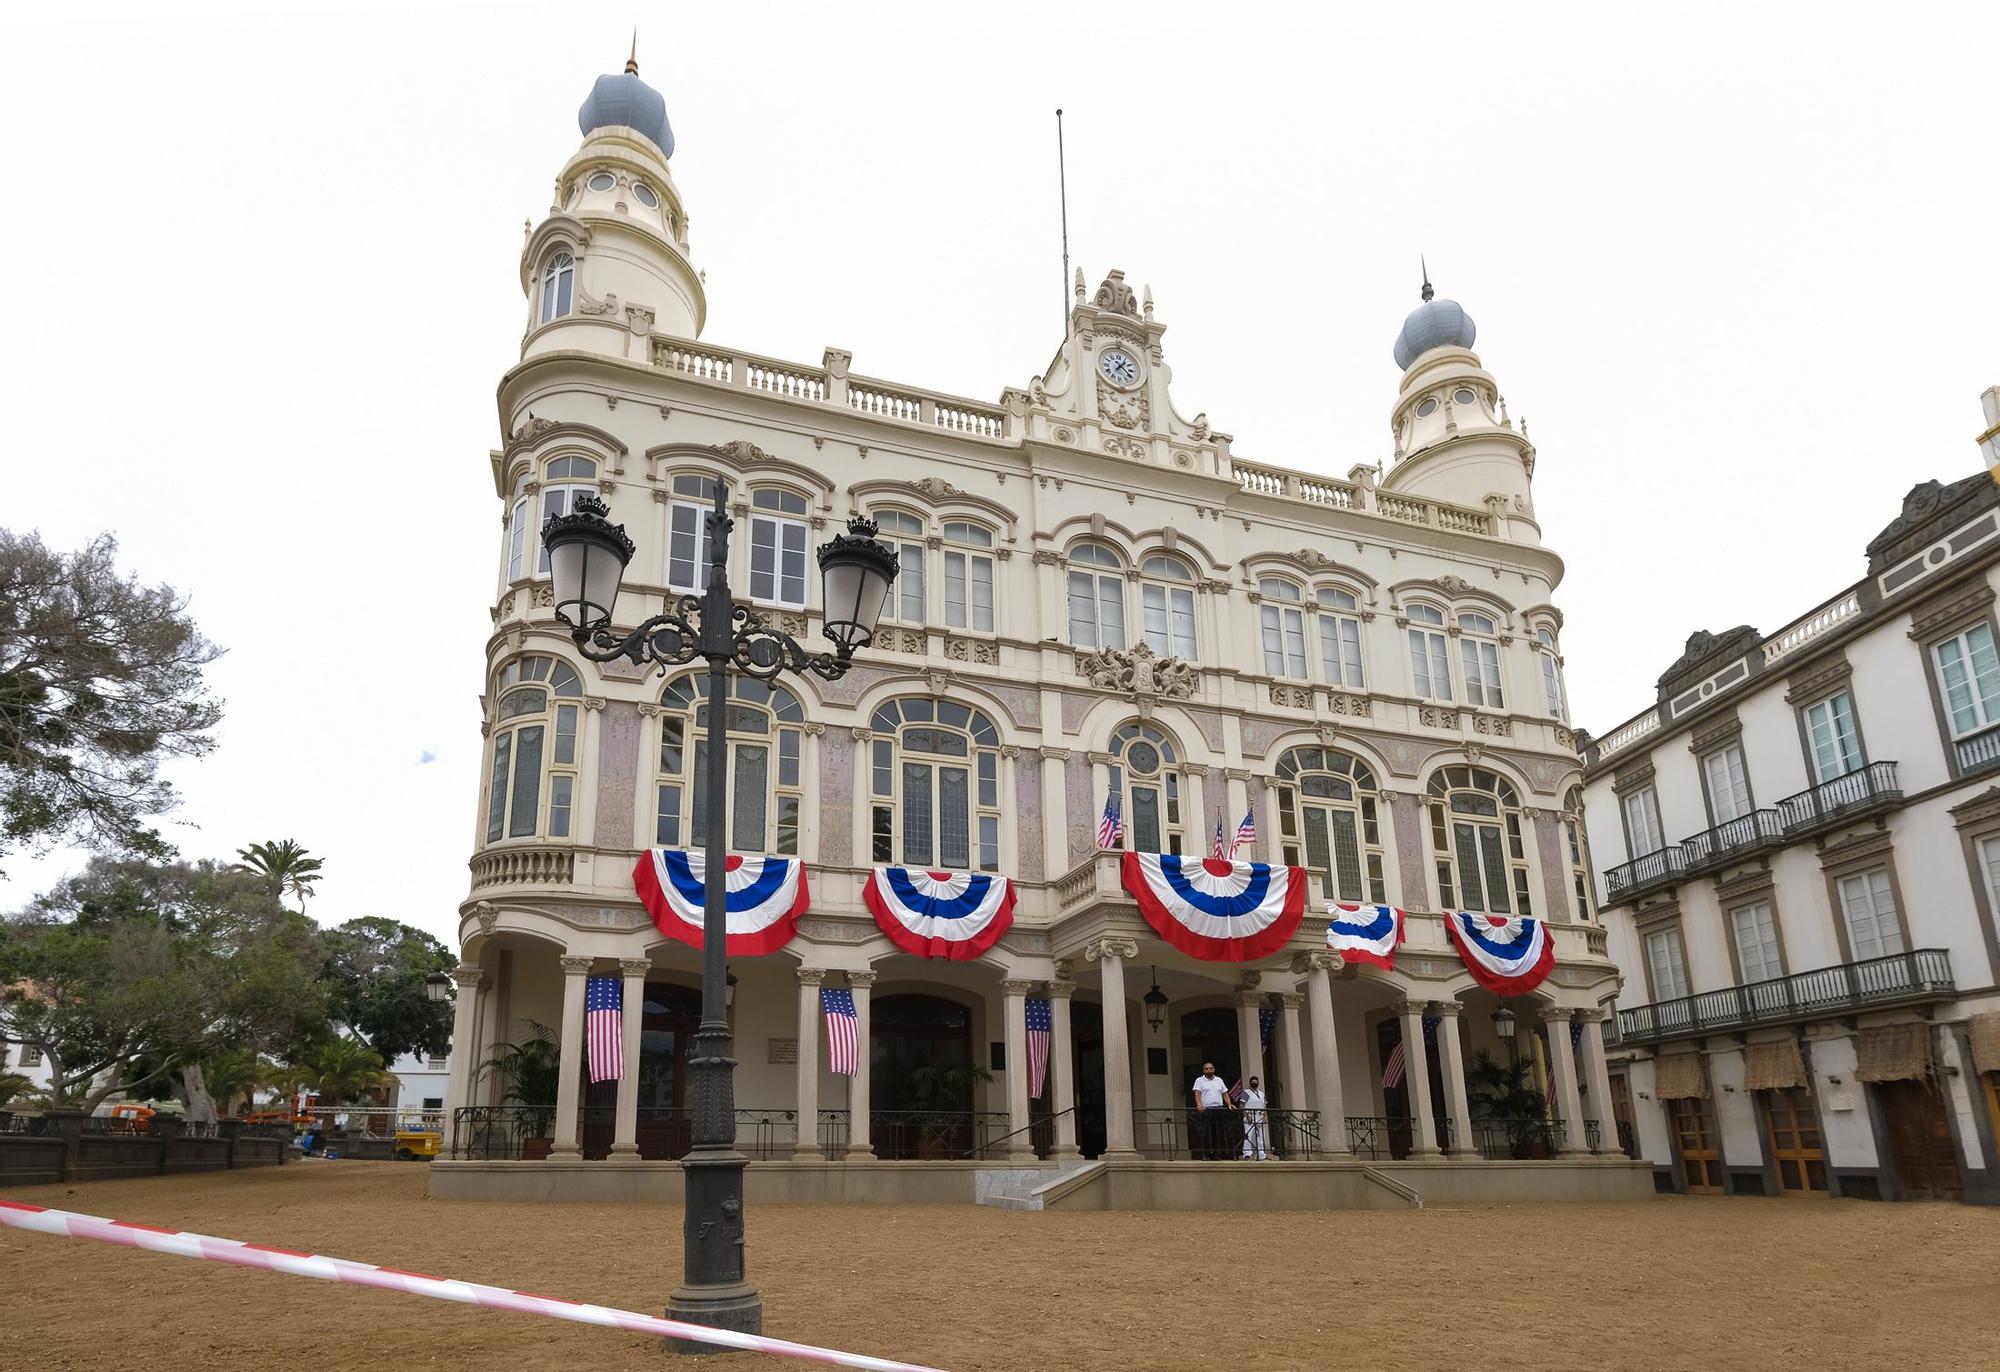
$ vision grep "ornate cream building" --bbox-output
[433,57,1648,1209]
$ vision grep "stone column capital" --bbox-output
[1394,998,1429,1017]
[1085,937,1139,962]
[1086,750,1118,766]
[1292,949,1344,974]
[617,958,653,976]
[558,955,594,976]
[1037,746,1072,761]
[846,970,879,988]
[1235,990,1267,1009]
[1045,980,1078,1000]
[1429,1000,1464,1018]
[1539,1004,1577,1024]
[1573,1006,1609,1023]
[1277,992,1305,1010]
[999,979,1038,995]
[796,967,828,987]
[451,963,485,990]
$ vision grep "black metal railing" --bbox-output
[1774,761,1901,836]
[816,1109,849,1156]
[1603,845,1688,903]
[1471,1116,1566,1159]
[1584,1119,1603,1152]
[968,1108,1071,1161]
[1616,947,1954,1044]
[1134,1108,1320,1159]
[1679,809,1785,872]
[1344,1115,1415,1160]
[1957,725,2000,775]
[450,1105,554,1160]
[867,1110,1009,1161]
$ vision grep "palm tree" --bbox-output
[197,1049,271,1117]
[295,1038,394,1104]
[0,1071,32,1109]
[234,839,324,912]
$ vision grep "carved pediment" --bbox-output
[1657,625,1761,696]
[1076,642,1198,700]
[1092,270,1140,316]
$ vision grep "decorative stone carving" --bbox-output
[802,721,826,736]
[944,635,999,666]
[1292,548,1335,569]
[1327,692,1372,718]
[1046,980,1077,1000]
[577,289,620,317]
[559,955,594,975]
[473,902,499,938]
[796,967,827,987]
[1269,684,1314,709]
[1554,726,1576,751]
[1433,574,1475,596]
[1076,642,1198,700]
[1470,713,1512,737]
[846,970,879,989]
[1102,434,1147,459]
[1031,549,1063,566]
[1291,949,1344,974]
[1419,706,1459,729]
[1096,378,1151,431]
[1038,746,1072,761]
[1092,270,1141,316]
[531,584,555,608]
[873,626,927,655]
[1085,936,1140,962]
[452,961,485,989]
[908,476,961,499]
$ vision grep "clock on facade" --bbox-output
[1098,348,1140,387]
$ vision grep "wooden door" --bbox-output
[1763,1088,1827,1197]
[1668,1096,1724,1193]
[1610,1073,1638,1159]
[1877,1079,1963,1200]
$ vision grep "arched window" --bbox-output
[1139,555,1197,660]
[749,488,809,607]
[1316,588,1365,688]
[655,674,805,855]
[1067,543,1127,650]
[1406,603,1452,701]
[1275,746,1386,903]
[1458,612,1504,709]
[874,510,927,625]
[868,699,1002,871]
[1536,627,1567,720]
[1564,785,1592,921]
[666,473,724,593]
[943,522,995,632]
[1109,722,1184,855]
[538,252,574,324]
[535,456,599,577]
[1425,765,1533,917]
[1259,579,1308,679]
[485,656,584,842]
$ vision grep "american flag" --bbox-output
[1381,1039,1406,1089]
[822,986,859,1076]
[1025,997,1052,1098]
[1229,808,1256,857]
[1096,792,1123,849]
[1212,812,1228,859]
[1259,1004,1279,1047]
[585,976,623,1084]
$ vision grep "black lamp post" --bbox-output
[423,972,451,1004]
[542,484,895,1344]
[1492,1003,1517,1067]
[1142,969,1169,1035]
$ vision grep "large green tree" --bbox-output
[320,916,454,1062]
[0,530,223,870]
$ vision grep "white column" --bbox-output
[549,955,592,1159]
[1089,937,1139,1157]
[443,962,484,1158]
[846,971,877,1161]
[1298,952,1350,1157]
[794,968,825,1159]
[1235,987,1268,1088]
[1398,999,1442,1157]
[611,957,650,1156]
[1431,1000,1476,1158]
[1276,991,1308,1140]
[1578,1008,1618,1152]
[1543,1005,1592,1154]
[1048,978,1081,1161]
[1001,979,1037,1161]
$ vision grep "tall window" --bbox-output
[1407,603,1452,701]
[1730,901,1783,983]
[1536,627,1566,719]
[1259,579,1308,678]
[538,251,574,324]
[749,488,809,607]
[504,473,531,586]
[874,510,927,624]
[1317,588,1365,688]
[868,699,1002,871]
[1140,555,1198,660]
[1933,624,2000,739]
[1646,927,1691,1001]
[1564,786,1593,921]
[655,674,804,856]
[1067,543,1126,649]
[486,656,583,843]
[666,473,723,593]
[535,456,598,576]
[1622,786,1666,857]
[1702,744,1752,824]
[1458,612,1504,709]
[1836,868,1907,959]
[1109,722,1184,854]
[1276,746,1386,902]
[1426,765,1532,916]
[943,522,995,632]
[1805,692,1864,782]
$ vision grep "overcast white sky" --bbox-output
[2,2,1995,942]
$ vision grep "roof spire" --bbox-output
[1421,256,1434,303]
[625,29,639,75]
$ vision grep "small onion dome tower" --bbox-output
[1379,267,1540,544]
[520,41,706,361]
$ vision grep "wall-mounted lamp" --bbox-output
[1826,1075,1843,1086]
[1637,1092,1651,1101]
[1721,1084,1737,1093]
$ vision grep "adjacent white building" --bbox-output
[1581,397,2000,1203]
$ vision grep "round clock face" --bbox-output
[1099,348,1140,387]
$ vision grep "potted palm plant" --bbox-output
[477,1022,561,1160]
[1466,1050,1554,1159]
[903,1062,994,1158]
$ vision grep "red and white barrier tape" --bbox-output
[0,1198,943,1371]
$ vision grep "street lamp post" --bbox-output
[542,485,897,1346]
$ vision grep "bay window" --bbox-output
[1276,745,1386,902]
[655,673,806,856]
[1426,764,1532,916]
[1109,721,1185,854]
[485,655,584,843]
[868,698,1003,871]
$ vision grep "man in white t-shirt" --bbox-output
[1238,1076,1269,1160]
[1190,1062,1233,1159]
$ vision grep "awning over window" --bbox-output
[1652,1050,1708,1100]
[1743,1037,1808,1092]
[1854,1022,1933,1083]
[1968,1011,2000,1077]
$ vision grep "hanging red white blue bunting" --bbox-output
[1121,852,1306,962]
[862,868,1016,961]
[1444,911,1556,996]
[632,850,809,957]
[1326,903,1405,970]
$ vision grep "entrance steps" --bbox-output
[975,1161,1099,1210]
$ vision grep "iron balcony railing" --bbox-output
[1603,844,1688,904]
[1344,1115,1416,1160]
[1956,724,2000,775]
[1470,1116,1566,1159]
[1679,809,1786,874]
[1774,761,1902,837]
[1135,1108,1321,1160]
[1616,948,1954,1045]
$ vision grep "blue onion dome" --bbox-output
[1393,280,1477,371]
[578,56,674,159]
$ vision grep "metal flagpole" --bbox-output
[1056,107,1070,336]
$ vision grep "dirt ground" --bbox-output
[2,1163,1998,1371]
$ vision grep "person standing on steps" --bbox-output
[1238,1076,1269,1160]
[1190,1061,1233,1160]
